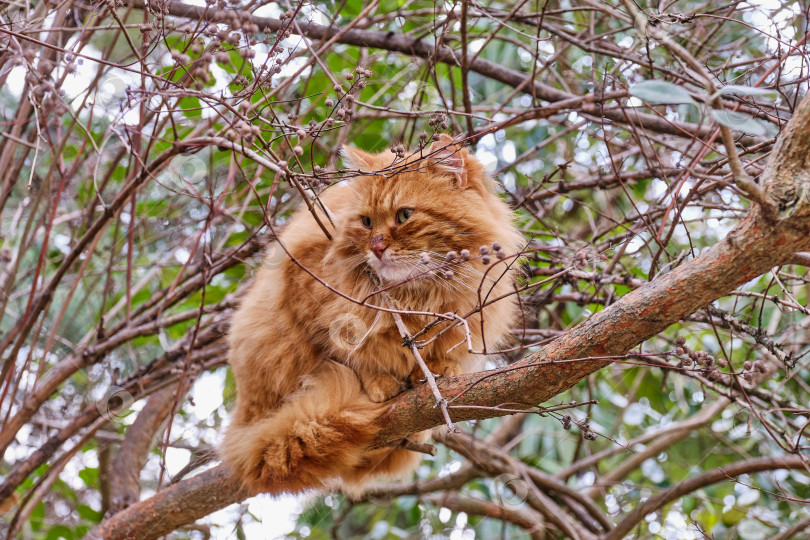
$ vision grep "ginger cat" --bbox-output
[220,135,522,495]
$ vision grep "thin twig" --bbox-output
[386,299,457,432]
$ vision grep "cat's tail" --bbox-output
[219,362,420,495]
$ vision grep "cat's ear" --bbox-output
[340,146,374,171]
[427,134,468,188]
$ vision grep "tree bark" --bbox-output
[108,385,181,514]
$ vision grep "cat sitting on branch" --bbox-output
[220,134,523,495]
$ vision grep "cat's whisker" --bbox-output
[401,250,497,288]
[422,269,473,300]
[340,258,372,287]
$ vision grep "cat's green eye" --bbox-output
[396,208,414,224]
[360,216,372,229]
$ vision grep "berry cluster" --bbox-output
[673,336,766,384]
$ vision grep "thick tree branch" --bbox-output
[88,464,248,540]
[109,385,179,514]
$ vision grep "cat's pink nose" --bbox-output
[371,235,388,259]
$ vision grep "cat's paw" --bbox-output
[427,361,463,379]
[437,363,463,378]
[406,361,462,386]
[361,374,402,402]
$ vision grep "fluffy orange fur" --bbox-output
[220,135,523,496]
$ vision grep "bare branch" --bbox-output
[605,455,810,540]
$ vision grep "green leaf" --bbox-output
[178,96,202,118]
[710,109,771,136]
[45,525,73,540]
[630,80,696,105]
[30,502,46,531]
[722,507,747,526]
[78,467,98,487]
[716,85,778,98]
[77,504,103,523]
